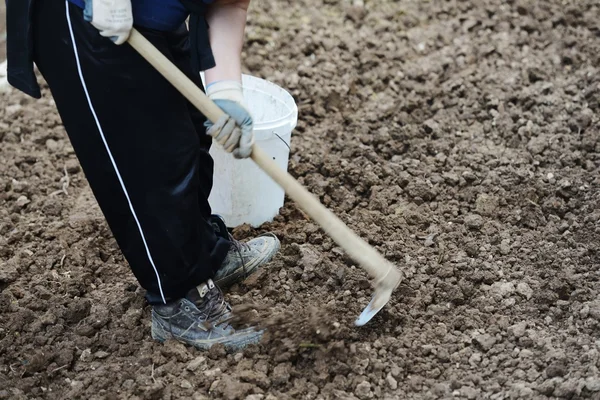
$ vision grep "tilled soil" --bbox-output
[1,0,600,399]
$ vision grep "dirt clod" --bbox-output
[464,214,484,230]
[186,356,206,372]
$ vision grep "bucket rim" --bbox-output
[245,87,298,129]
[242,75,298,128]
[200,72,298,129]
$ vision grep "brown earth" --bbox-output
[1,0,600,399]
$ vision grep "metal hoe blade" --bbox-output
[355,267,402,326]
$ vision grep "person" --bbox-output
[6,0,280,351]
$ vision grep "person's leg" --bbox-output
[32,0,230,304]
[166,25,282,289]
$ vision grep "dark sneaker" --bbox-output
[209,215,280,288]
[151,280,262,351]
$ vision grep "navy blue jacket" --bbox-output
[67,0,190,31]
[6,0,215,98]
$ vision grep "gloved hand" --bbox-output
[205,80,254,159]
[83,0,133,45]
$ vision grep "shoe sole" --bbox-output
[215,234,280,289]
[151,320,263,352]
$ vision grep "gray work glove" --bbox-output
[205,80,254,159]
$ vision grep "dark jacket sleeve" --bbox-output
[6,0,42,98]
[179,0,216,72]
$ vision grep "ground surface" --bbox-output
[1,0,600,399]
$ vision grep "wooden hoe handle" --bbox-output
[127,29,401,289]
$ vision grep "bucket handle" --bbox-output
[272,131,291,152]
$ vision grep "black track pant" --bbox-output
[32,0,231,304]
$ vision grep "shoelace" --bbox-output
[201,284,231,323]
[166,285,233,336]
[167,281,234,333]
[229,233,250,280]
[226,232,277,281]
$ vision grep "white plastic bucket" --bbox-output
[206,74,298,227]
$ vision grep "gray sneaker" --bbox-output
[151,280,262,351]
[209,215,280,288]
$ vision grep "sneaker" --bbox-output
[151,280,262,351]
[209,215,280,288]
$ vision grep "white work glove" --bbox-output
[83,0,133,45]
[205,80,254,159]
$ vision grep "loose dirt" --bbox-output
[1,0,599,398]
